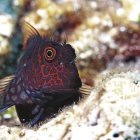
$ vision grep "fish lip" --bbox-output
[43,88,80,95]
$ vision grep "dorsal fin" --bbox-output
[22,22,41,49]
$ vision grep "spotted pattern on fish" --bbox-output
[0,22,82,126]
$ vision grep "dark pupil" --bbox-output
[47,50,53,57]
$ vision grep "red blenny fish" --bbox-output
[0,22,82,126]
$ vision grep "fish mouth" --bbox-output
[43,88,81,106]
[43,88,80,95]
[24,88,80,105]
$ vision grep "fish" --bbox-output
[0,22,87,126]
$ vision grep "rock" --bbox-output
[3,114,12,120]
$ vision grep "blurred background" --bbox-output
[0,0,140,124]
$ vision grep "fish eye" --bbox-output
[47,50,53,57]
[44,47,56,61]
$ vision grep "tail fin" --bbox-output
[0,75,15,113]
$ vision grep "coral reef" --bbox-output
[0,0,140,139]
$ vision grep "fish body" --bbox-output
[0,22,82,126]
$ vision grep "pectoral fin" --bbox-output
[30,108,44,126]
[0,75,15,113]
[0,75,14,94]
[0,104,13,113]
[79,84,93,96]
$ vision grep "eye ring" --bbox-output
[44,47,56,61]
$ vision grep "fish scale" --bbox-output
[8,77,32,104]
[0,22,82,126]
